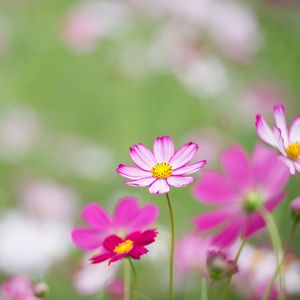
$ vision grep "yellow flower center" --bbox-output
[113,240,133,254]
[286,143,300,161]
[152,162,173,179]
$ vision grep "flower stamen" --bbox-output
[152,162,173,179]
[113,240,133,254]
[286,143,300,161]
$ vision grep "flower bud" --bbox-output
[207,249,238,281]
[290,197,300,221]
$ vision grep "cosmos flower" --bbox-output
[256,104,300,174]
[117,135,206,194]
[90,229,158,265]
[193,144,289,247]
[71,197,159,251]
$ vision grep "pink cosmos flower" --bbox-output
[193,144,290,247]
[117,135,206,194]
[90,229,158,265]
[71,197,159,251]
[256,104,300,174]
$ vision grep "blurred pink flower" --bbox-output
[256,104,300,174]
[193,144,289,247]
[106,280,124,300]
[117,135,206,194]
[90,229,158,265]
[290,196,300,220]
[72,197,159,250]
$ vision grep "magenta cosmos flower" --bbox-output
[193,144,290,247]
[90,229,158,265]
[117,135,206,194]
[256,104,300,174]
[71,197,159,250]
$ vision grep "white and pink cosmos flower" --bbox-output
[117,135,206,194]
[256,104,300,174]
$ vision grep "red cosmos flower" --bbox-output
[90,229,158,265]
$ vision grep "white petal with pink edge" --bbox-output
[153,135,174,162]
[124,177,155,187]
[255,115,277,147]
[167,176,194,187]
[274,105,289,146]
[273,126,286,155]
[289,115,300,143]
[169,142,199,169]
[130,144,156,171]
[172,161,206,175]
[117,164,151,180]
[148,179,170,194]
[279,156,296,175]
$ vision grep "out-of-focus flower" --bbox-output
[17,178,78,224]
[74,252,118,295]
[207,249,238,280]
[90,229,158,265]
[0,106,40,161]
[117,135,206,194]
[256,104,300,174]
[106,280,124,300]
[72,197,159,251]
[0,212,71,276]
[194,144,289,247]
[0,276,48,300]
[290,197,300,221]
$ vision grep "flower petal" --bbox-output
[273,126,286,155]
[82,203,112,230]
[193,171,237,204]
[167,176,194,187]
[169,142,199,169]
[109,253,127,264]
[221,145,251,191]
[129,246,148,259]
[116,164,151,180]
[243,213,265,238]
[265,191,286,212]
[279,156,296,175]
[124,177,155,187]
[289,115,300,143]
[274,104,289,147]
[103,235,123,251]
[133,229,158,246]
[172,160,206,175]
[129,204,159,231]
[255,115,277,147]
[148,179,170,194]
[71,228,102,250]
[153,135,174,162]
[194,210,234,231]
[130,144,156,171]
[90,252,114,264]
[113,198,139,228]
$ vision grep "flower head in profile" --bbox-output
[90,229,158,265]
[193,144,289,247]
[71,197,159,251]
[256,104,300,174]
[117,135,206,194]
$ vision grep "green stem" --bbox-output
[262,210,284,300]
[221,238,247,300]
[124,259,131,300]
[209,281,215,300]
[128,258,138,300]
[166,193,175,300]
[263,220,298,300]
[201,277,208,300]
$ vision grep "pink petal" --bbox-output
[153,135,174,162]
[169,142,199,169]
[265,191,286,211]
[90,252,113,264]
[243,213,265,238]
[148,179,170,194]
[71,228,102,250]
[289,115,300,143]
[134,229,158,246]
[273,126,286,155]
[124,177,155,187]
[130,144,156,171]
[279,156,296,175]
[167,176,194,187]
[212,219,243,247]
[116,164,151,180]
[274,104,289,147]
[103,235,123,251]
[194,210,234,231]
[113,198,139,228]
[193,171,237,204]
[255,115,277,147]
[172,160,206,175]
[129,246,148,259]
[129,204,159,231]
[109,253,127,264]
[221,145,251,191]
[82,203,112,230]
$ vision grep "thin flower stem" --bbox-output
[262,210,284,300]
[209,281,215,300]
[128,258,138,300]
[124,259,131,300]
[201,277,208,300]
[221,238,247,300]
[166,193,175,300]
[263,220,298,300]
